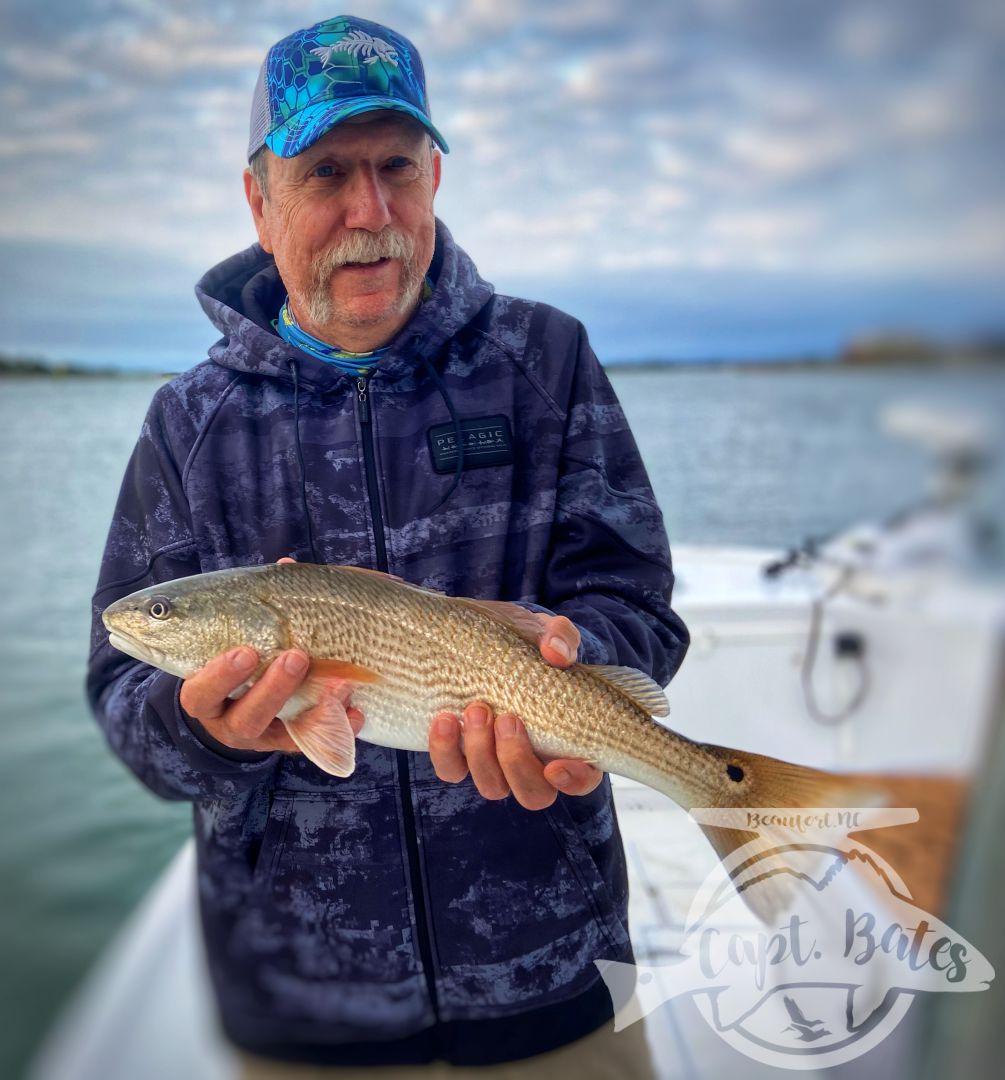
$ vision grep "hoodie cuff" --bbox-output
[146,669,279,773]
[512,601,609,666]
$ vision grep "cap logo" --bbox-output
[251,17,449,159]
[311,30,399,69]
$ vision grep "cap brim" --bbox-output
[265,98,449,158]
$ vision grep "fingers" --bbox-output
[462,703,511,800]
[538,614,580,668]
[494,714,557,810]
[227,650,309,741]
[180,647,259,724]
[543,759,604,797]
[426,703,603,811]
[426,702,513,799]
[429,712,468,783]
[180,647,310,748]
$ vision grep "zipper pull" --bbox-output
[356,375,370,423]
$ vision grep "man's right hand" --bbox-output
[179,646,312,753]
[179,646,368,755]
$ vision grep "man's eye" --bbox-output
[313,165,336,178]
[386,156,413,171]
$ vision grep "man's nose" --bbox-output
[343,166,392,231]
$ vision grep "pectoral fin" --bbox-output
[283,689,357,777]
[275,660,379,777]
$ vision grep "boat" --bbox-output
[30,404,1004,1079]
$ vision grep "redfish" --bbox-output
[103,562,874,912]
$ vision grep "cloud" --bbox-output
[1,0,1002,366]
[0,132,99,159]
[722,125,854,182]
[831,7,907,62]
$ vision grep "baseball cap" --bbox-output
[248,15,449,161]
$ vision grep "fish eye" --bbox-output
[147,597,172,620]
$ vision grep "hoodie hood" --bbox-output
[194,218,495,391]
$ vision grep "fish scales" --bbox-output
[263,564,670,775]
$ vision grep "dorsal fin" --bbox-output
[336,565,453,602]
[337,565,406,583]
[587,664,670,717]
[450,597,545,647]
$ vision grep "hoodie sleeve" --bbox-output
[537,326,689,685]
[86,381,279,802]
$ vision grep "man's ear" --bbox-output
[243,167,273,253]
[431,150,441,197]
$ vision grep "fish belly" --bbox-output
[349,684,440,753]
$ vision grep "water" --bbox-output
[1,366,1003,1076]
[612,365,1005,552]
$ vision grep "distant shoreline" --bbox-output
[2,346,1002,378]
[608,353,1004,374]
[0,356,172,379]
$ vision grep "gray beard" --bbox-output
[303,228,423,329]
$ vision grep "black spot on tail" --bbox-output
[726,764,745,782]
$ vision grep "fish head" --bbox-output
[101,570,288,678]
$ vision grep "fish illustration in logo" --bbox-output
[312,30,399,68]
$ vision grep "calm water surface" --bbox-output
[1,366,1003,1075]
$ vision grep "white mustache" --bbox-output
[303,227,423,329]
[313,229,414,278]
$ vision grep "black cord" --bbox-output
[419,350,465,514]
[801,566,871,726]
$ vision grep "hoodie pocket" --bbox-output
[249,788,422,987]
[417,780,631,1018]
[544,793,631,952]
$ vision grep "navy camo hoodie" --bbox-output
[87,220,689,1066]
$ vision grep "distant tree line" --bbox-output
[0,353,157,377]
[839,333,1005,367]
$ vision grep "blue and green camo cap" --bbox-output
[248,15,449,161]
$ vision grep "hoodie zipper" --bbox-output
[356,373,440,1023]
[356,376,388,572]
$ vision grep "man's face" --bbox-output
[245,112,441,350]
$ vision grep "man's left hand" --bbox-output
[428,612,605,810]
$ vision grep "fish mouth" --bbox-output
[106,628,165,668]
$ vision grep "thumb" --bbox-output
[539,614,580,668]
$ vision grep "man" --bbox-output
[87,14,688,1074]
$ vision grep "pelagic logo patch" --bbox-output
[428,415,514,474]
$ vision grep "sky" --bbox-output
[1,0,1003,369]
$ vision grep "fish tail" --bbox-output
[699,742,884,812]
[691,743,886,922]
